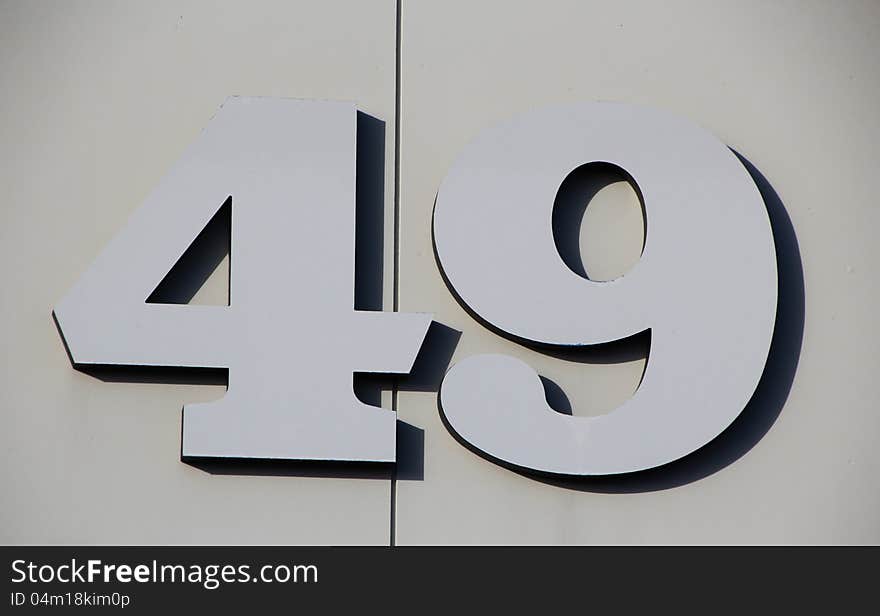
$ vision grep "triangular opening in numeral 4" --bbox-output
[146,196,231,306]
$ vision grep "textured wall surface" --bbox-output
[2,0,878,544]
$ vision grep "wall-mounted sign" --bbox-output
[55,97,777,477]
[54,98,432,463]
[434,103,777,475]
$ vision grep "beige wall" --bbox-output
[0,0,399,545]
[2,0,878,544]
[395,0,880,544]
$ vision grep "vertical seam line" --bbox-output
[390,0,402,548]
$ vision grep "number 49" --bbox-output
[55,98,777,477]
